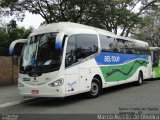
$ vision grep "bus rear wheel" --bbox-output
[87,78,101,98]
[135,72,143,86]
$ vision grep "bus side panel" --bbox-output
[153,66,160,78]
[95,52,150,83]
[151,50,160,78]
[65,64,79,95]
[78,59,102,92]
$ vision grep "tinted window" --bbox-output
[65,34,98,67]
[76,34,98,59]
[20,33,63,74]
[65,36,77,67]
[125,48,134,54]
[100,35,149,55]
[116,39,127,53]
[134,49,141,54]
[153,51,160,67]
[99,35,116,52]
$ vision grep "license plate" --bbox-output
[31,90,39,94]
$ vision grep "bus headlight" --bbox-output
[49,78,64,87]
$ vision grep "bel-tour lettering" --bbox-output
[104,56,120,63]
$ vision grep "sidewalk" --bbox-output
[0,85,24,105]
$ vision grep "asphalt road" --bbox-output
[0,79,160,120]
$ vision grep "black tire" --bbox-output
[135,72,143,86]
[87,78,101,98]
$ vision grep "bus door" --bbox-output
[76,34,99,91]
[65,36,79,94]
[78,59,92,92]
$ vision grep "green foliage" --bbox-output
[0,0,24,22]
[1,0,159,38]
[131,3,160,46]
[0,20,33,56]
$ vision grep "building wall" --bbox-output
[0,56,19,86]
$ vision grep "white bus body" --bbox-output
[10,22,152,98]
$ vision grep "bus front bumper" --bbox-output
[18,85,65,98]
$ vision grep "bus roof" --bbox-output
[30,22,148,46]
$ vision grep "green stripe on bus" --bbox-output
[153,67,160,78]
[100,59,148,82]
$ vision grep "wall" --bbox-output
[0,56,19,86]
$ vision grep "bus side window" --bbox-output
[153,51,159,67]
[76,34,98,59]
[99,35,114,52]
[65,36,77,68]
[125,48,133,54]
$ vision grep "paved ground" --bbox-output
[0,79,160,119]
[0,85,23,105]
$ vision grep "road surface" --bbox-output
[0,79,160,120]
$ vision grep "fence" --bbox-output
[0,56,19,86]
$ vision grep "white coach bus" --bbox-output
[10,22,152,98]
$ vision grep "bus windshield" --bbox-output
[20,33,63,74]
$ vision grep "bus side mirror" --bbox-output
[9,39,27,56]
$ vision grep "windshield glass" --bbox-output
[20,33,63,74]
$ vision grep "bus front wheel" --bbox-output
[87,78,101,98]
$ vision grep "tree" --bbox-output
[0,20,33,56]
[131,5,160,46]
[91,0,143,36]
[0,0,25,22]
[0,0,159,37]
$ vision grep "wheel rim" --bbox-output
[91,82,99,96]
